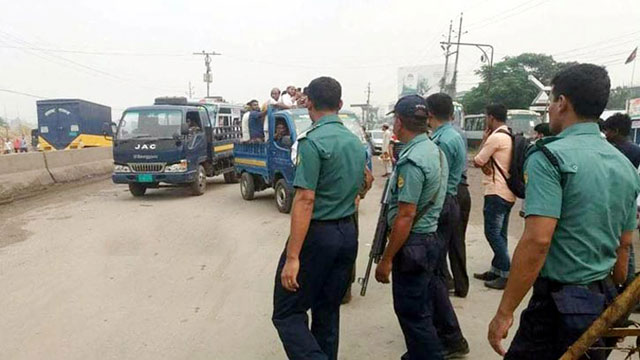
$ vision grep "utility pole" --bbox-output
[186,81,195,98]
[450,13,464,97]
[193,50,221,98]
[365,82,372,126]
[440,20,454,93]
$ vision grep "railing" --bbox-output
[212,126,242,141]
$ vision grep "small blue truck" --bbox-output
[233,108,372,213]
[112,97,241,196]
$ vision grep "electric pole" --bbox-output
[440,20,454,93]
[450,13,464,97]
[186,81,195,98]
[193,50,221,98]
[365,82,372,126]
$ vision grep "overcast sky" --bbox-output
[1,0,639,123]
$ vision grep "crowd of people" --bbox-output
[0,135,29,154]
[270,64,640,360]
[241,86,308,143]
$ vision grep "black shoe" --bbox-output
[485,277,507,290]
[443,338,470,359]
[400,352,409,360]
[453,290,468,298]
[473,271,499,281]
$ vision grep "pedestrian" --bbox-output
[472,104,515,290]
[381,124,393,177]
[602,112,640,286]
[272,76,366,360]
[453,122,472,298]
[374,94,465,359]
[488,63,640,360]
[20,135,28,152]
[13,137,20,153]
[4,138,12,154]
[533,122,552,140]
[427,93,470,300]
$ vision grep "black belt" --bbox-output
[535,276,613,294]
[311,215,355,224]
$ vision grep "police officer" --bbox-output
[488,64,640,360]
[426,93,470,299]
[272,77,366,360]
[374,95,458,359]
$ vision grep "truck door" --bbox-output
[185,110,208,167]
[269,114,295,185]
[40,106,78,150]
[200,107,213,160]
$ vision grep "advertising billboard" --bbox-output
[397,64,446,98]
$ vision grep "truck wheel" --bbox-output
[275,179,293,213]
[129,183,147,197]
[240,172,255,200]
[190,165,207,196]
[224,171,239,184]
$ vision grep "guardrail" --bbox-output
[0,148,113,204]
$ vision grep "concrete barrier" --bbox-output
[0,152,54,203]
[43,147,113,183]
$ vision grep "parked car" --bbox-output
[369,129,384,154]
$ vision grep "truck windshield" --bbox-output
[118,110,183,139]
[507,113,542,137]
[292,113,366,143]
[339,114,367,144]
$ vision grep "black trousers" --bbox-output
[272,217,358,360]
[438,193,469,297]
[392,232,445,360]
[505,277,618,360]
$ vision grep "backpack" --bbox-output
[492,128,561,199]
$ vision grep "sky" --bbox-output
[0,0,639,124]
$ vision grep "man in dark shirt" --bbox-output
[603,113,640,168]
[603,112,640,286]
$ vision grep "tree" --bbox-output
[608,86,640,109]
[0,116,6,128]
[461,53,577,114]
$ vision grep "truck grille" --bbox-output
[129,163,165,173]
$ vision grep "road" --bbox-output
[0,159,636,359]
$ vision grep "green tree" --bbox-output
[462,53,577,114]
[608,86,640,109]
[0,116,6,127]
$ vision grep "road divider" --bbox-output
[0,148,113,204]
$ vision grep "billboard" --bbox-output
[628,98,640,119]
[397,64,446,98]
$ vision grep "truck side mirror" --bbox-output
[102,122,111,135]
[111,122,117,135]
[180,122,190,135]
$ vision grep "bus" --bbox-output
[461,109,543,148]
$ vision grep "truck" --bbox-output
[35,99,113,151]
[233,108,371,213]
[111,97,242,197]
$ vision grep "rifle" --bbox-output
[359,177,392,296]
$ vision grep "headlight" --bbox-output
[164,160,188,173]
[114,164,131,173]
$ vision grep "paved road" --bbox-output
[0,159,635,359]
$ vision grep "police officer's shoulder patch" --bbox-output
[397,175,405,188]
[523,171,528,185]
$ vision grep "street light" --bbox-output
[440,41,494,103]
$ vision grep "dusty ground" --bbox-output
[0,159,636,359]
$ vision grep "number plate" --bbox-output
[137,174,154,183]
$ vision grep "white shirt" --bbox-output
[241,112,250,141]
[382,129,392,154]
[281,93,294,107]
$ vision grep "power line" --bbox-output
[0,44,191,57]
[0,88,46,99]
[465,0,551,31]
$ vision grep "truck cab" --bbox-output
[112,97,241,196]
[233,108,371,213]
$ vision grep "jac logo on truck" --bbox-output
[134,143,156,150]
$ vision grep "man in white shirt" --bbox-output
[381,124,393,177]
[280,86,297,108]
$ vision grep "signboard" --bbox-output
[628,98,640,119]
[397,64,446,98]
[203,73,213,83]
